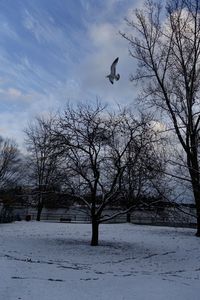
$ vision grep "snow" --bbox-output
[0,222,199,300]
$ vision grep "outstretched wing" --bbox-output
[110,57,119,76]
[109,77,114,84]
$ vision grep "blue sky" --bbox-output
[0,0,143,148]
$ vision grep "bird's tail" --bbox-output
[116,74,120,81]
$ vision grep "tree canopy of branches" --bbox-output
[0,137,21,189]
[121,116,166,219]
[25,116,63,221]
[122,0,200,236]
[52,103,165,245]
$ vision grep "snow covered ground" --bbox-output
[0,222,199,300]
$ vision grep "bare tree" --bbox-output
[25,115,62,221]
[0,137,21,188]
[0,137,22,223]
[122,0,200,236]
[54,102,163,245]
[121,115,166,221]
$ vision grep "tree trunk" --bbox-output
[196,213,200,236]
[192,188,200,236]
[91,219,99,246]
[188,154,200,237]
[127,213,131,223]
[36,195,43,221]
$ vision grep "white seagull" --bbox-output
[106,57,120,84]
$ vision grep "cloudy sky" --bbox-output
[0,0,143,149]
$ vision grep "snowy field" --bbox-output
[0,222,199,300]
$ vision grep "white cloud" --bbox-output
[7,88,22,98]
[23,9,54,44]
[0,20,19,40]
[89,23,116,46]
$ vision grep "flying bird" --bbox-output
[106,57,120,84]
